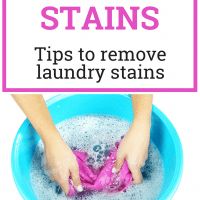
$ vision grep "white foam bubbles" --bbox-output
[31,115,163,200]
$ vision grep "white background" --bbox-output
[6,0,194,89]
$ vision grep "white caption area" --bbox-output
[7,0,193,89]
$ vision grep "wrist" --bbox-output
[128,117,151,137]
[133,116,151,126]
[42,129,64,147]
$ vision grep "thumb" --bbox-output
[113,153,125,173]
[130,167,143,184]
[70,165,83,192]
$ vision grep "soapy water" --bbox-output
[31,115,163,200]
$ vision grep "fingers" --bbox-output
[144,152,148,161]
[55,171,70,194]
[113,153,125,173]
[70,164,83,192]
[129,166,143,184]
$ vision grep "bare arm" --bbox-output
[12,94,60,142]
[132,94,153,124]
[114,94,153,184]
[12,94,82,194]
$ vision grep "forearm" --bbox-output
[12,94,61,143]
[115,95,153,181]
[132,94,153,124]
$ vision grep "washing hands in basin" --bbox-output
[12,94,152,196]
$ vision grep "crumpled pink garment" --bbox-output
[68,147,133,196]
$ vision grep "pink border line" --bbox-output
[2,0,198,93]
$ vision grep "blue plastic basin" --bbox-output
[11,94,183,200]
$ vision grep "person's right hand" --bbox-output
[44,133,83,195]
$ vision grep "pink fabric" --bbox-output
[68,147,133,196]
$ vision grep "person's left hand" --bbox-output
[113,119,150,184]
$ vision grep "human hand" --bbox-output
[113,119,150,184]
[44,133,83,195]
